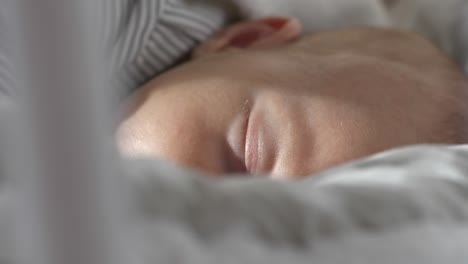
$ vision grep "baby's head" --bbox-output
[118,18,468,179]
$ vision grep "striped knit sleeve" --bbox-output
[0,0,232,101]
[0,1,17,99]
[105,0,232,97]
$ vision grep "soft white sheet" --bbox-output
[1,145,467,263]
[120,144,468,263]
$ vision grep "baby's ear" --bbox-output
[193,17,301,58]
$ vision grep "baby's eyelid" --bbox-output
[224,99,252,174]
[242,99,253,154]
[223,139,247,174]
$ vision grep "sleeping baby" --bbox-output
[117,17,468,179]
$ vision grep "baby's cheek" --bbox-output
[163,121,228,175]
[119,101,231,175]
[117,114,157,158]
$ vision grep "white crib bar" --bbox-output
[12,1,133,264]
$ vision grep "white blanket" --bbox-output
[2,145,467,263]
[120,145,468,263]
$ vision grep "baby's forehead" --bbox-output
[294,28,450,68]
[285,29,467,135]
[290,29,464,94]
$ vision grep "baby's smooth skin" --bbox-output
[118,18,468,179]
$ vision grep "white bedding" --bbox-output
[2,145,466,263]
[120,144,468,263]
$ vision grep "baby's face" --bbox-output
[118,27,464,179]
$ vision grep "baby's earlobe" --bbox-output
[192,17,302,59]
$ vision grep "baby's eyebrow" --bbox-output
[242,99,251,113]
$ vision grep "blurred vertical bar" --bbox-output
[10,1,134,264]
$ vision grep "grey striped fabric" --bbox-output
[101,0,231,97]
[0,1,17,98]
[0,0,230,100]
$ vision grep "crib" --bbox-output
[4,1,132,263]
